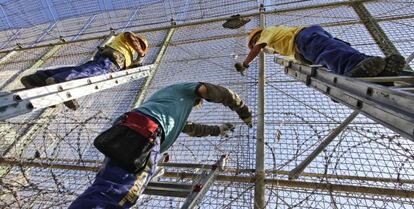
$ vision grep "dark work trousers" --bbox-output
[295,25,369,75]
[68,136,161,209]
[35,55,120,83]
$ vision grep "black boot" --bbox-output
[384,54,405,74]
[345,56,385,77]
[20,74,48,89]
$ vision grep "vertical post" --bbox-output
[132,27,176,108]
[350,0,412,71]
[255,3,266,209]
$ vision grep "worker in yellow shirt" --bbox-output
[20,32,148,110]
[235,25,405,77]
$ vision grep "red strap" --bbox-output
[117,112,159,140]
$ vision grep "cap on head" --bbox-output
[135,34,149,53]
[247,28,263,49]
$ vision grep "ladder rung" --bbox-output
[144,182,193,198]
[148,182,193,190]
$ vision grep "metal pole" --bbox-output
[255,3,266,209]
[163,172,414,199]
[288,111,359,179]
[2,156,413,199]
[2,157,414,184]
[132,27,176,108]
[121,8,140,32]
[0,50,17,65]
[72,15,96,41]
[406,51,414,64]
[0,30,20,50]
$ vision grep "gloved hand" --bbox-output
[241,115,252,128]
[237,106,252,128]
[219,123,235,137]
[235,62,249,76]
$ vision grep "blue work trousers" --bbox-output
[68,137,160,209]
[35,56,120,82]
[295,25,369,75]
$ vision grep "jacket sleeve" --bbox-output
[182,122,220,137]
[200,82,251,122]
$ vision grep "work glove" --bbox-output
[219,123,235,137]
[235,62,249,76]
[237,106,253,128]
[241,115,252,128]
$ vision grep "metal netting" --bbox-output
[0,0,413,208]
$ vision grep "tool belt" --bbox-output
[94,112,160,173]
[116,112,160,141]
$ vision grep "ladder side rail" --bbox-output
[275,57,414,140]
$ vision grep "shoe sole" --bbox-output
[347,57,385,77]
[384,54,405,73]
[64,99,79,110]
[21,74,48,88]
[20,76,38,89]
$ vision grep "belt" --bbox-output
[116,111,161,142]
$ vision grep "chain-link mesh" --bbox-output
[0,1,414,208]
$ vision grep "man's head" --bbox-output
[247,28,263,49]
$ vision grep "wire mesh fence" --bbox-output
[0,0,414,208]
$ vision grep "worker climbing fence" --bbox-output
[0,0,414,208]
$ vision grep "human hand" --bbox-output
[237,106,252,128]
[219,123,235,137]
[235,62,249,76]
[241,115,252,128]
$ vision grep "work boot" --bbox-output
[46,77,80,111]
[346,56,385,77]
[20,74,47,89]
[384,54,405,74]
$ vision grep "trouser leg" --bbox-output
[295,25,369,75]
[20,67,71,88]
[68,137,160,209]
[47,56,120,82]
[21,55,119,89]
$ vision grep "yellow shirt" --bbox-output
[107,32,137,68]
[255,25,305,57]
